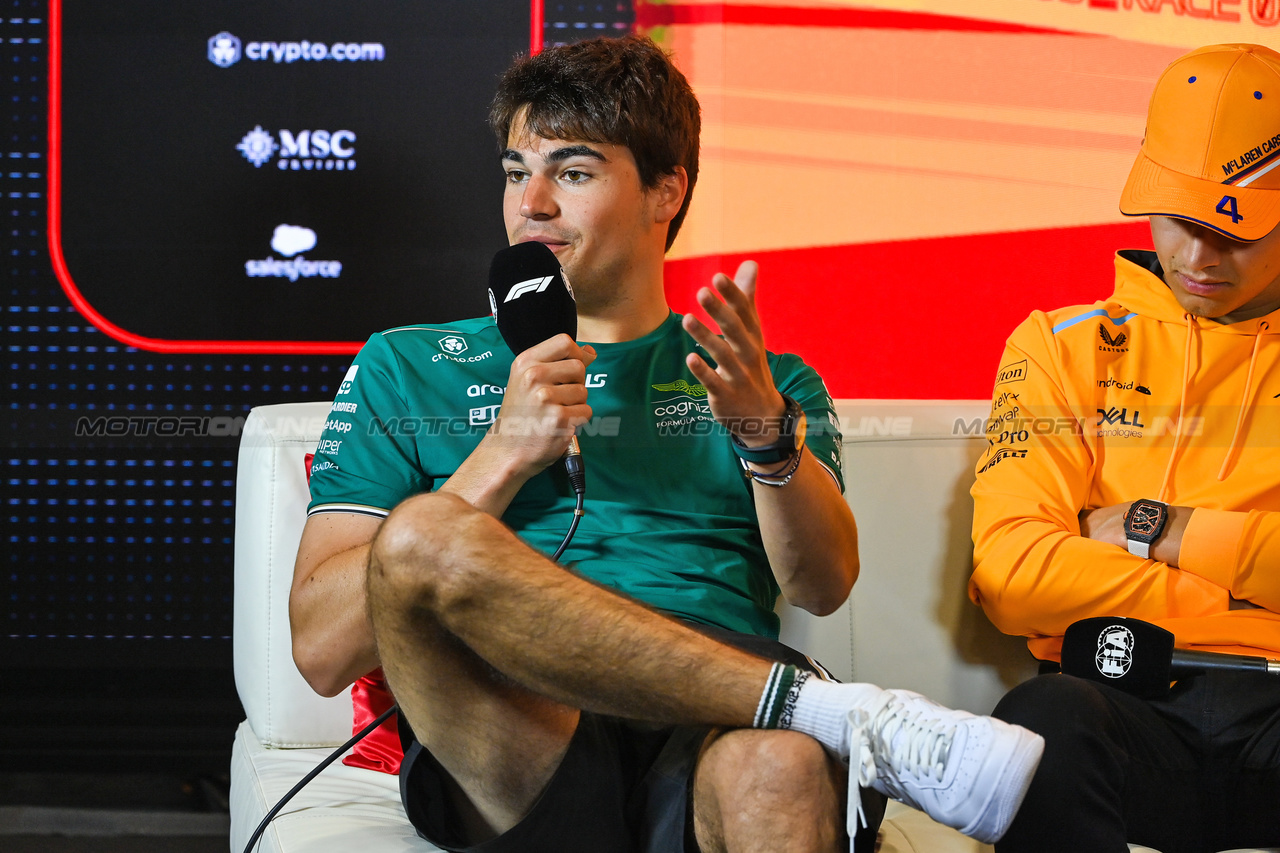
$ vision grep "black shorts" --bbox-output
[398,623,877,853]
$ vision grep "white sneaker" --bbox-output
[845,689,1043,845]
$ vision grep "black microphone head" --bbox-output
[487,241,577,355]
[1061,616,1174,699]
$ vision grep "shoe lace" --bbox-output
[845,694,956,840]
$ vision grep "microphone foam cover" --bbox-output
[1060,616,1174,699]
[488,241,577,355]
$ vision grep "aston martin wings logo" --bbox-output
[651,379,708,397]
[1098,324,1128,348]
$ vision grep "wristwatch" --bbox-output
[730,395,806,465]
[1123,498,1169,558]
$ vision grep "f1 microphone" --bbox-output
[1061,616,1280,699]
[487,241,585,496]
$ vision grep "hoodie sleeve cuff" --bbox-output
[1178,508,1246,590]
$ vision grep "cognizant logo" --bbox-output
[209,32,386,66]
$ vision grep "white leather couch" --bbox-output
[228,400,1272,853]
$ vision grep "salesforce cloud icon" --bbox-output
[246,225,342,282]
[271,224,317,257]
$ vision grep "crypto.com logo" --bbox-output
[208,32,241,67]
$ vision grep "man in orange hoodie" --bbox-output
[971,43,1280,852]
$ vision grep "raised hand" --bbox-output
[681,261,786,446]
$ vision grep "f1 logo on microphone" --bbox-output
[505,275,555,302]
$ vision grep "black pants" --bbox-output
[992,671,1280,853]
[400,621,886,852]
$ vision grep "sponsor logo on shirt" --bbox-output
[995,360,1026,385]
[337,365,359,395]
[650,378,713,433]
[1098,324,1128,353]
[431,336,493,364]
[978,448,1027,473]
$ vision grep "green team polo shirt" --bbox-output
[307,312,844,638]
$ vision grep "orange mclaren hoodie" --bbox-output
[970,250,1280,662]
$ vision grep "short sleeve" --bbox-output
[771,353,844,493]
[307,334,432,517]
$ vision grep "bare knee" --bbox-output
[367,491,493,616]
[694,729,842,853]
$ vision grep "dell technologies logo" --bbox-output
[237,126,357,171]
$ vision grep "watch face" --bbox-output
[1126,499,1167,543]
[1129,505,1162,536]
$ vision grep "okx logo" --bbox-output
[237,126,357,171]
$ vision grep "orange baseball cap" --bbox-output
[1120,44,1280,242]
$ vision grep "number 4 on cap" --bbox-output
[1216,195,1244,224]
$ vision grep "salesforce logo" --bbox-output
[208,32,242,68]
[237,126,357,171]
[208,32,386,66]
[245,225,343,282]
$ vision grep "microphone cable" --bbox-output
[243,485,586,853]
[241,703,398,853]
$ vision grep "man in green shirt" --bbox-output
[293,34,1043,852]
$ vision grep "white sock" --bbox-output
[753,663,882,755]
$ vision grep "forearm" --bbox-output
[752,454,858,615]
[437,433,542,517]
[290,542,380,696]
[971,516,1225,639]
[1178,508,1280,611]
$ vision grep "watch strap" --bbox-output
[730,395,802,465]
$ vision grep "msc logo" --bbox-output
[1098,324,1128,352]
[505,276,554,302]
[237,126,357,170]
[439,336,467,355]
[995,360,1026,385]
[208,32,242,67]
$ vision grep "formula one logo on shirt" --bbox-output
[208,32,242,67]
[1098,324,1128,353]
[1095,626,1135,678]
